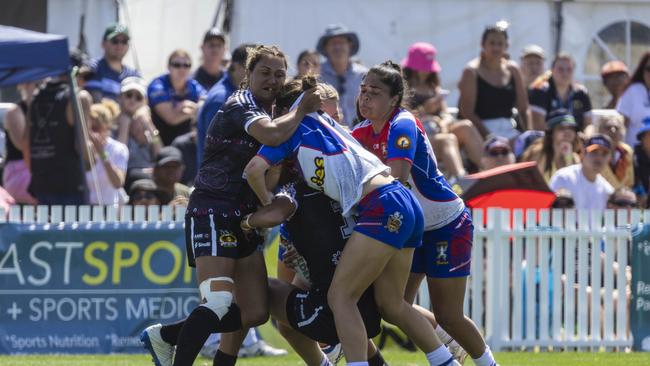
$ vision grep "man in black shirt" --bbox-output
[28,74,92,205]
[193,28,227,90]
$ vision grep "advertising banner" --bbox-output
[632,223,650,351]
[0,222,197,354]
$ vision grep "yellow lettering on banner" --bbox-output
[112,242,140,284]
[82,241,109,285]
[142,241,181,285]
[183,259,192,283]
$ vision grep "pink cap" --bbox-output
[401,42,441,73]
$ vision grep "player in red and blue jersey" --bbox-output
[352,61,498,366]
[245,77,461,366]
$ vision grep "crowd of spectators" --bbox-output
[1,21,649,211]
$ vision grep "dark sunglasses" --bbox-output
[124,91,144,102]
[170,62,192,69]
[488,148,511,157]
[552,197,574,208]
[132,191,157,201]
[610,199,636,208]
[110,38,129,45]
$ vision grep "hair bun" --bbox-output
[381,60,402,73]
[301,75,318,91]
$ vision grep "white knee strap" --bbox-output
[199,277,234,319]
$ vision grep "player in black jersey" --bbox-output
[142,45,322,366]
[241,180,386,366]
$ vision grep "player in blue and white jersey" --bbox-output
[352,61,497,366]
[245,77,461,366]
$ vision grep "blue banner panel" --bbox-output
[632,223,650,351]
[0,222,197,354]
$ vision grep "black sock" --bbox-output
[160,319,185,346]
[368,350,388,366]
[172,307,220,366]
[213,349,237,366]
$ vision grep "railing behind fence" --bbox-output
[2,205,648,351]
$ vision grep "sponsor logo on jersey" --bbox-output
[218,230,238,248]
[310,157,325,187]
[385,211,404,233]
[194,241,211,248]
[331,250,341,266]
[193,233,209,240]
[436,241,449,265]
[396,135,411,149]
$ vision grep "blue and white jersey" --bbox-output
[256,112,389,216]
[353,108,465,230]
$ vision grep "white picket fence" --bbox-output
[416,208,650,351]
[0,204,186,224]
[2,205,647,351]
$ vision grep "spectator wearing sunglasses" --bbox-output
[317,24,368,128]
[480,136,515,170]
[114,77,161,190]
[85,23,140,102]
[607,187,638,210]
[148,49,206,146]
[128,179,163,206]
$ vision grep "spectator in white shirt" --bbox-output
[549,134,614,210]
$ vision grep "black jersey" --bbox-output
[192,89,269,207]
[278,182,357,290]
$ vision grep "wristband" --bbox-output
[100,151,109,162]
[241,213,255,230]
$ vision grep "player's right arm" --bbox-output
[241,183,299,230]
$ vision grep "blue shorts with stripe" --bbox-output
[354,181,423,250]
[184,204,263,267]
[411,208,473,278]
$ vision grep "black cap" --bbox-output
[585,133,612,153]
[155,146,183,167]
[483,136,511,153]
[129,179,158,195]
[546,109,578,131]
[231,43,257,66]
[103,23,129,41]
[203,27,226,44]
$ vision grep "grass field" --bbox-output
[1,352,649,366]
[3,241,649,365]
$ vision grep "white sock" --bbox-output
[320,354,333,366]
[473,346,497,366]
[241,327,259,347]
[346,362,368,366]
[425,345,454,366]
[435,325,454,345]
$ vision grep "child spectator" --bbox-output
[86,101,129,205]
[549,134,614,210]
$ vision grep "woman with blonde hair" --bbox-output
[86,100,129,204]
